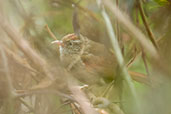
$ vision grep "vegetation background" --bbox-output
[0,0,171,114]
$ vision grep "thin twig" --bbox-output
[141,48,151,84]
[45,25,58,40]
[101,80,115,97]
[128,71,150,85]
[126,36,165,69]
[142,50,150,76]
[126,49,140,68]
[136,0,159,49]
[114,0,124,106]
[115,0,123,54]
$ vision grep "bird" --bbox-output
[51,33,118,84]
[50,3,149,85]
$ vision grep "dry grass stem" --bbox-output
[0,47,14,95]
[104,0,159,60]
[0,15,54,80]
[97,0,143,114]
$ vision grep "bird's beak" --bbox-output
[51,40,64,47]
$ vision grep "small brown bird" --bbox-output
[52,33,118,84]
[49,3,149,85]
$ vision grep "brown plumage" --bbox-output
[52,33,118,84]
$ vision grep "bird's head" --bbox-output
[51,33,83,56]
